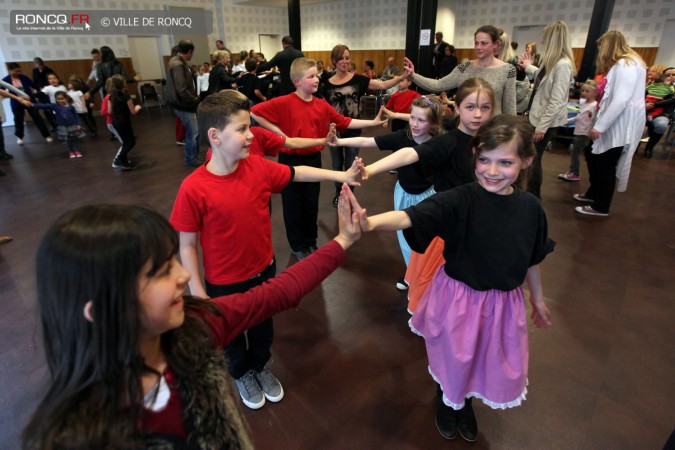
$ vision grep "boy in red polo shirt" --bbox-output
[170,90,361,411]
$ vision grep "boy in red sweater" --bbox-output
[251,57,385,259]
[170,90,361,411]
[385,76,420,132]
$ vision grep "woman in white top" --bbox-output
[518,20,576,199]
[573,31,646,217]
[403,25,516,115]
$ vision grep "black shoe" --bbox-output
[292,249,311,260]
[435,397,458,440]
[332,194,339,208]
[644,148,653,158]
[112,158,137,171]
[0,152,13,160]
[457,398,478,442]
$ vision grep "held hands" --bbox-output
[334,183,362,249]
[344,157,365,187]
[326,123,339,146]
[372,107,386,126]
[403,57,416,78]
[529,297,552,328]
[20,98,33,107]
[589,128,601,141]
[342,184,370,231]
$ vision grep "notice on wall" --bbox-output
[420,29,431,46]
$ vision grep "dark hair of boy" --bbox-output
[197,90,250,145]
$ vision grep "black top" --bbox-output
[404,183,555,291]
[438,55,458,79]
[374,130,433,195]
[322,74,371,138]
[238,73,262,102]
[111,92,131,124]
[91,60,132,97]
[256,46,304,95]
[32,66,56,88]
[208,63,238,95]
[413,127,474,192]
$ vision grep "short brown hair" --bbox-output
[197,90,250,145]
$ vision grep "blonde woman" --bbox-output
[573,31,646,217]
[207,50,237,94]
[518,20,576,198]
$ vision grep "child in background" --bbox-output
[41,73,67,104]
[329,95,443,289]
[359,77,494,304]
[69,75,98,137]
[108,75,141,170]
[345,114,553,443]
[197,67,210,101]
[34,91,83,159]
[22,196,361,448]
[66,78,94,138]
[239,58,267,106]
[384,76,421,131]
[645,73,674,120]
[251,57,386,260]
[559,80,597,181]
[171,90,364,411]
[101,79,123,159]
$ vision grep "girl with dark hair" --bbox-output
[1,63,53,145]
[23,195,360,449]
[345,114,554,443]
[33,91,83,158]
[108,74,142,170]
[404,25,517,115]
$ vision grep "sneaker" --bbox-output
[559,172,580,181]
[46,137,53,143]
[292,249,311,261]
[75,151,83,158]
[176,140,185,146]
[254,368,284,402]
[69,152,77,159]
[457,398,478,442]
[112,158,137,170]
[0,152,13,160]
[575,205,608,217]
[17,138,24,145]
[234,370,265,409]
[332,194,339,208]
[640,137,649,143]
[396,278,409,291]
[573,193,593,203]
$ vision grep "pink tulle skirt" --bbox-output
[410,265,529,410]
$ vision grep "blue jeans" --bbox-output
[173,108,199,163]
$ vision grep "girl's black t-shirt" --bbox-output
[111,92,131,124]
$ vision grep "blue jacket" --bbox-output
[1,74,40,109]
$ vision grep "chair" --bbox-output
[138,82,163,112]
[359,95,379,119]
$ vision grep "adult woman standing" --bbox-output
[208,50,238,95]
[573,31,646,217]
[89,46,139,98]
[404,25,516,115]
[1,63,52,145]
[322,44,405,206]
[518,20,576,199]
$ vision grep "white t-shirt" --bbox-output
[42,85,67,104]
[67,90,86,114]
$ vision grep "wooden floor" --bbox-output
[1,109,674,449]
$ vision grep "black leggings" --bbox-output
[112,120,135,162]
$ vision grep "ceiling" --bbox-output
[231,0,334,8]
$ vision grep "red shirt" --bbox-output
[386,89,421,114]
[170,156,292,284]
[140,241,347,437]
[251,93,352,155]
[101,94,112,125]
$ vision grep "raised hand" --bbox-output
[403,57,416,78]
[344,157,364,187]
[342,184,369,231]
[326,123,339,146]
[335,183,362,248]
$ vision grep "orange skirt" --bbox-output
[405,237,445,313]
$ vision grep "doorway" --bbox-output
[259,34,280,60]
[127,36,164,80]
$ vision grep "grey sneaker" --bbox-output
[254,368,284,402]
[235,370,265,409]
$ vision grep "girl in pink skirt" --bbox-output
[346,114,553,442]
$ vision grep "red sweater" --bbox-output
[141,241,346,436]
[251,93,352,155]
[386,89,421,114]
